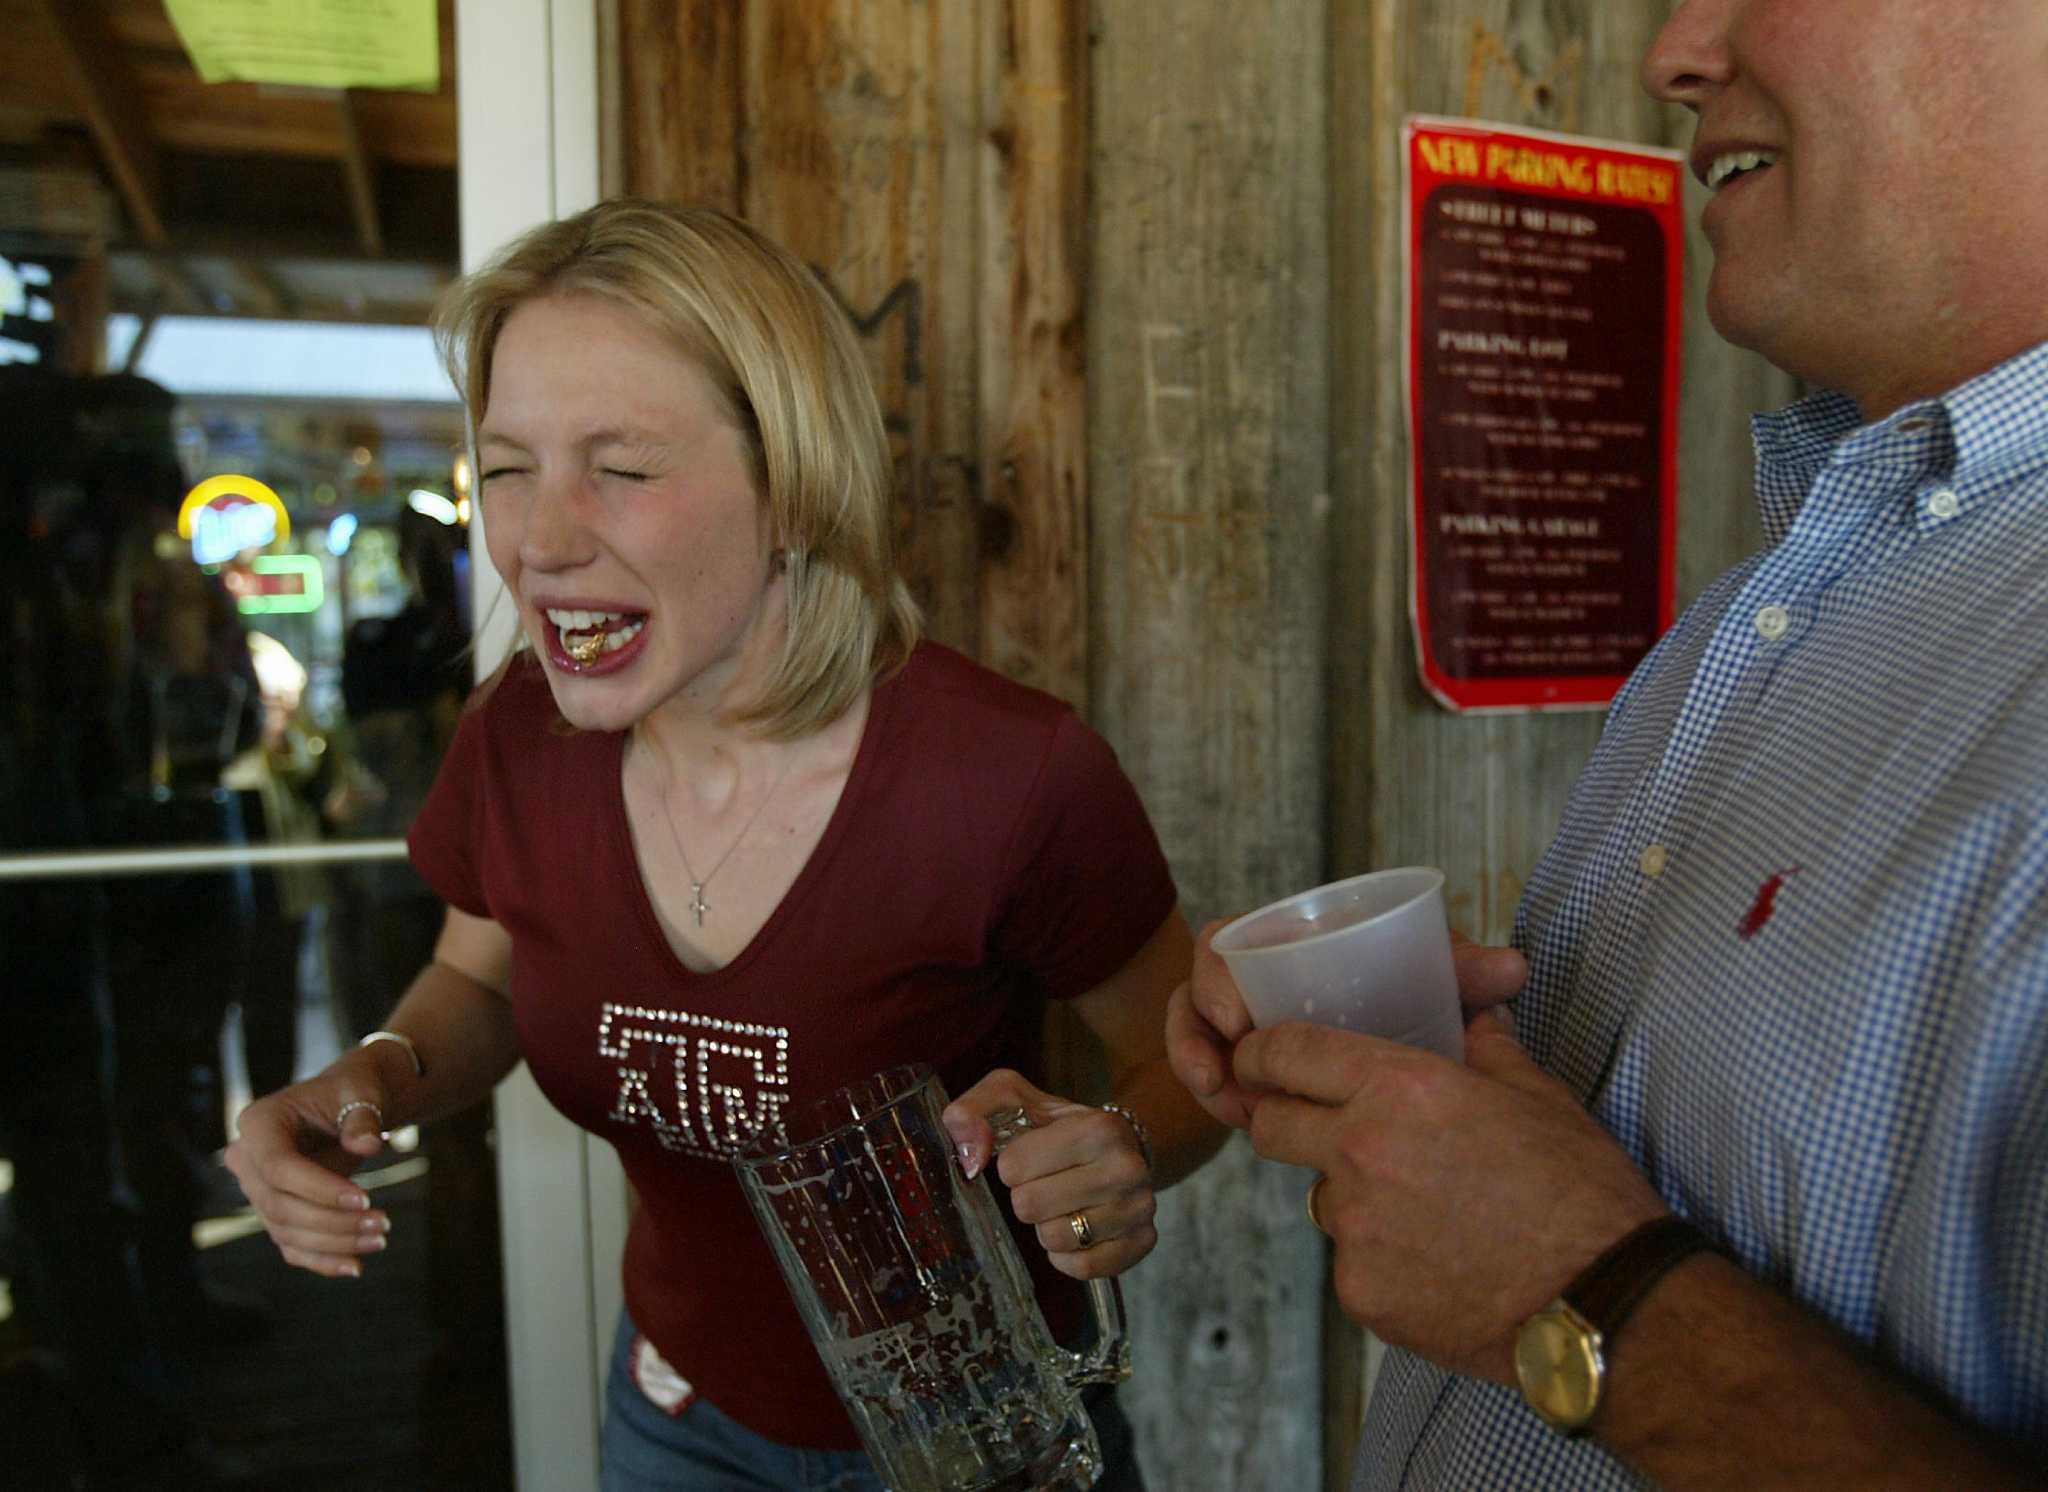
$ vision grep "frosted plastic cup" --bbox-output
[1209,867,1464,1060]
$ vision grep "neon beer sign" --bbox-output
[178,475,292,565]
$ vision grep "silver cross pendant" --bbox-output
[688,883,709,925]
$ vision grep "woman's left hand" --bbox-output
[942,1068,1157,1281]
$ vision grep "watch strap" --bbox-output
[1564,1214,1721,1344]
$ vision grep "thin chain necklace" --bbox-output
[652,743,791,927]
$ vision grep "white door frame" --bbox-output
[455,6,628,1489]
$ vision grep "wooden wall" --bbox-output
[1090,5,1332,1485]
[607,2,1793,1488]
[613,0,1092,699]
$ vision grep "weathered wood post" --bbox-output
[1089,3,1331,1488]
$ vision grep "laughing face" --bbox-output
[475,294,782,734]
[1644,0,2048,416]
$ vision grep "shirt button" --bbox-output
[1754,604,1790,640]
[1639,844,1669,878]
[1928,488,1961,520]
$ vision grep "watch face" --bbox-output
[1514,1309,1603,1431]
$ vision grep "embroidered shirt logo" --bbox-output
[1739,865,1801,940]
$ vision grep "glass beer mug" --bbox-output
[733,1064,1130,1491]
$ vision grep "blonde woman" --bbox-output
[226,200,1222,1491]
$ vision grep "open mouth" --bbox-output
[545,607,647,667]
[1704,149,1778,193]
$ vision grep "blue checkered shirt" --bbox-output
[1356,340,2048,1490]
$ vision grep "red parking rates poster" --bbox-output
[1404,117,1684,713]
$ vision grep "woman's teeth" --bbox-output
[1705,149,1779,192]
[546,608,645,662]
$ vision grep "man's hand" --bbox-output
[1167,921,1530,1130]
[1163,920,1264,1128]
[1236,1008,1667,1383]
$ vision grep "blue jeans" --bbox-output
[601,1312,1144,1491]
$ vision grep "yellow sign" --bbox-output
[180,474,292,565]
[165,0,439,93]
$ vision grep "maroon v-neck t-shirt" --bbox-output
[409,642,1178,1447]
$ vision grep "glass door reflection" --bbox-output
[1,279,507,1492]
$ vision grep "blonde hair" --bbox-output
[433,199,921,738]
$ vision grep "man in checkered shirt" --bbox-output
[1171,2,2048,1487]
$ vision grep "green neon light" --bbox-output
[236,553,326,615]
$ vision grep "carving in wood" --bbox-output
[1463,22,1586,133]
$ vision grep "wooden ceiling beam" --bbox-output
[334,90,385,258]
[231,259,297,319]
[147,256,215,315]
[32,0,169,247]
[109,297,434,326]
[121,308,161,373]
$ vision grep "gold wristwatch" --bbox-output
[1513,1214,1720,1434]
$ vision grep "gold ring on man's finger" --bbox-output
[1306,1176,1330,1235]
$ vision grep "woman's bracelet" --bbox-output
[358,1029,424,1078]
[1100,1102,1155,1175]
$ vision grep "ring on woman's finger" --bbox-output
[336,1099,385,1132]
[1068,1209,1096,1250]
[1305,1176,1330,1236]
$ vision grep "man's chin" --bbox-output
[1703,274,1804,377]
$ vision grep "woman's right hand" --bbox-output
[223,1068,395,1278]
[228,916,517,1278]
